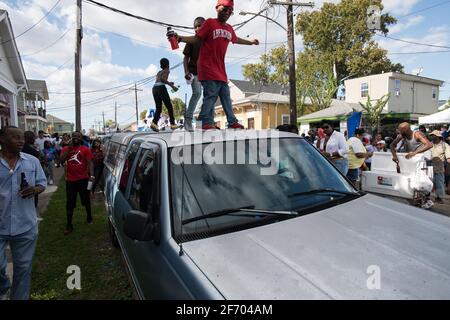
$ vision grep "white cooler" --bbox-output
[361,152,430,199]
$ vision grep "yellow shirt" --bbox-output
[347,137,366,170]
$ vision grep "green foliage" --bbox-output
[242,45,289,86]
[171,98,186,119]
[295,0,403,83]
[296,52,338,114]
[105,119,116,128]
[359,94,390,131]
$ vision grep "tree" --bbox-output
[242,46,289,86]
[171,98,185,119]
[295,0,403,83]
[359,94,390,133]
[296,52,338,114]
[105,119,116,128]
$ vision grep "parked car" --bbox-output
[103,130,450,300]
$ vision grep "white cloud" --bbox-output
[382,0,422,16]
[389,15,424,34]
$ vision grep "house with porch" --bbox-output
[0,10,28,128]
[46,114,74,135]
[20,79,49,133]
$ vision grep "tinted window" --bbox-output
[105,142,119,170]
[129,147,159,222]
[119,141,142,193]
[113,145,127,177]
[170,138,357,239]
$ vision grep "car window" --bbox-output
[119,141,142,193]
[113,145,127,177]
[105,142,119,171]
[128,146,160,222]
[170,138,356,240]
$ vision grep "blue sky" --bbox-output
[1,0,449,130]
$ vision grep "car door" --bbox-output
[118,145,193,299]
[112,140,143,235]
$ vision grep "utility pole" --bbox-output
[75,0,82,131]
[102,111,105,133]
[130,83,143,126]
[114,102,117,130]
[267,1,314,125]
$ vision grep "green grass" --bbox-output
[31,181,134,300]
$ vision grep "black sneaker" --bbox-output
[435,198,444,204]
[87,218,94,225]
[64,226,73,235]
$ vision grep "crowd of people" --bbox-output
[288,122,450,202]
[0,126,106,300]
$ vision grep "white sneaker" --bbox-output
[422,200,434,209]
[49,179,54,185]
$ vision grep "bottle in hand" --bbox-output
[167,27,179,50]
[20,172,30,198]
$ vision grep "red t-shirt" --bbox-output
[196,18,237,82]
[62,145,93,182]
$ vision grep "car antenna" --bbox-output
[179,132,187,257]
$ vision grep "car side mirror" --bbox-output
[123,210,154,242]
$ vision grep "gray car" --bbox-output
[103,130,450,300]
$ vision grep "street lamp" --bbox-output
[239,11,287,32]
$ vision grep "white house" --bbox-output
[0,10,27,128]
[344,72,444,119]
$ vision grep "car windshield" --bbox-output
[169,138,358,240]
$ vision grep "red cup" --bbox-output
[169,35,179,50]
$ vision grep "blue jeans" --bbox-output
[185,75,202,120]
[346,168,360,182]
[0,226,38,300]
[199,80,238,126]
[434,172,445,199]
[334,158,349,176]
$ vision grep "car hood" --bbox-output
[182,194,450,300]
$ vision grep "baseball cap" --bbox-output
[377,140,386,145]
[430,130,442,137]
[216,0,234,8]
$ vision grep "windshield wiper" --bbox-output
[182,206,298,225]
[288,189,360,198]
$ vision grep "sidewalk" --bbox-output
[5,166,65,287]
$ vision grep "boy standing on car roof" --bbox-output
[174,0,259,130]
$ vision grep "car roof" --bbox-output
[109,130,300,148]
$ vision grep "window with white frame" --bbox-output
[361,82,369,98]
[394,79,401,96]
[282,114,290,125]
[432,87,437,100]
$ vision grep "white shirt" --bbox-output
[325,130,349,158]
[35,137,52,152]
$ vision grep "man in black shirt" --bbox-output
[183,17,205,131]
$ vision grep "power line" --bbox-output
[1,28,71,59]
[388,50,450,55]
[83,0,193,30]
[0,0,63,45]
[397,0,450,20]
[376,33,450,49]
[42,57,73,78]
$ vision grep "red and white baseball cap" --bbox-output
[216,0,234,8]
